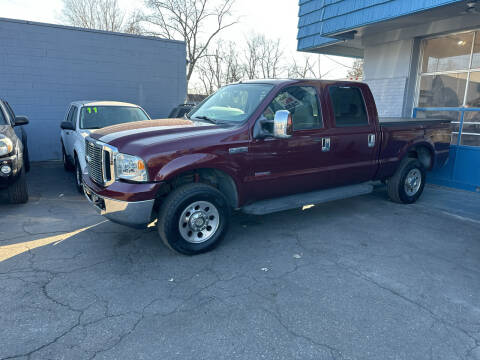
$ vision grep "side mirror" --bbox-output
[60,121,75,130]
[273,110,293,139]
[14,116,29,126]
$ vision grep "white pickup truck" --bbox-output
[60,101,151,192]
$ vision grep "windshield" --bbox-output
[0,108,6,125]
[188,84,274,124]
[79,106,150,129]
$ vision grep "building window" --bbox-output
[416,30,480,147]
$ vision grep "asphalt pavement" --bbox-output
[1,162,479,360]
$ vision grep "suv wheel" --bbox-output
[74,156,84,194]
[8,167,28,204]
[158,183,230,255]
[24,145,30,173]
[62,144,73,171]
[387,158,426,204]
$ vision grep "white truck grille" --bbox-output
[85,138,115,186]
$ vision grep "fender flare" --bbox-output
[153,153,242,207]
[73,141,87,171]
[399,140,436,169]
[154,153,238,181]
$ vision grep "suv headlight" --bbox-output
[0,135,13,157]
[115,153,148,182]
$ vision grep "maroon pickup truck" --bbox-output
[83,80,451,255]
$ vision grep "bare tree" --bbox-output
[223,42,243,83]
[62,0,125,32]
[196,40,244,94]
[243,35,262,79]
[347,59,364,80]
[243,34,284,79]
[144,0,238,88]
[124,10,145,35]
[288,56,318,78]
[259,37,283,79]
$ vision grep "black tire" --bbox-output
[23,145,30,173]
[62,143,74,171]
[74,155,84,194]
[8,167,28,204]
[387,158,425,204]
[158,183,231,255]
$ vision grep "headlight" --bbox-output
[0,135,13,157]
[115,153,148,182]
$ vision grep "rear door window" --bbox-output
[329,86,369,127]
[71,106,78,128]
[65,106,75,123]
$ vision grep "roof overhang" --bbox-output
[298,1,480,58]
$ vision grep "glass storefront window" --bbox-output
[421,33,474,73]
[472,31,480,70]
[418,73,467,108]
[466,71,480,107]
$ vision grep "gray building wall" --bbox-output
[0,18,186,161]
[361,14,480,118]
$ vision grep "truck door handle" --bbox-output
[368,134,376,148]
[322,137,330,152]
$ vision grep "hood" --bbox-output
[89,118,232,154]
[0,125,15,139]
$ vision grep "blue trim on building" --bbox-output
[297,0,464,52]
[413,107,480,193]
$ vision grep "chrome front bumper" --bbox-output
[83,184,155,228]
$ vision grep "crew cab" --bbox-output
[60,101,151,192]
[82,80,451,255]
[0,99,29,203]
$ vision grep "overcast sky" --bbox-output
[1,0,354,82]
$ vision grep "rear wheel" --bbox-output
[8,167,28,204]
[158,183,230,255]
[74,155,84,194]
[387,158,425,204]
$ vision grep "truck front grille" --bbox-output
[86,139,104,185]
[85,138,115,186]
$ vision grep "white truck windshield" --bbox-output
[79,106,150,129]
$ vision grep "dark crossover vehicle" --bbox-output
[168,103,195,119]
[0,99,29,203]
[83,79,451,255]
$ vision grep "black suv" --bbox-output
[0,99,29,203]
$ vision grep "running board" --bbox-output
[241,183,374,215]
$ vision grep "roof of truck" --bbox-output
[237,79,361,86]
[69,101,140,108]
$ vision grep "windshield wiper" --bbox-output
[193,116,217,124]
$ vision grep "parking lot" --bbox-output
[1,162,479,360]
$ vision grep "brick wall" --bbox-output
[0,18,186,161]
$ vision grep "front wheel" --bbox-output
[62,144,73,171]
[74,156,84,194]
[158,183,230,255]
[387,158,426,204]
[8,167,28,204]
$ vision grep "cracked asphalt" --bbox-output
[1,162,480,360]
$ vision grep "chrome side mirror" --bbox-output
[273,110,293,139]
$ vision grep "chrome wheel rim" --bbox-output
[404,168,422,196]
[178,201,220,244]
